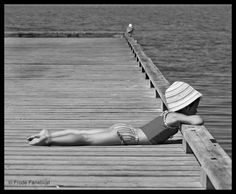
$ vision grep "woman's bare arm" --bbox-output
[166,112,204,127]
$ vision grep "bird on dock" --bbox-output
[126,23,134,37]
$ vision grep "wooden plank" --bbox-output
[5,79,149,85]
[3,147,189,153]
[5,149,190,156]
[5,164,200,171]
[4,145,184,150]
[5,159,199,166]
[124,33,170,110]
[4,176,202,189]
[5,74,145,80]
[4,38,135,67]
[5,92,156,99]
[4,36,203,190]
[4,108,161,113]
[3,149,193,155]
[5,63,139,68]
[5,96,158,102]
[4,120,159,130]
[5,86,153,92]
[181,125,231,190]
[5,115,158,121]
[4,37,127,46]
[6,169,200,176]
[5,187,204,190]
[5,81,150,89]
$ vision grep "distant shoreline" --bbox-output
[4,31,124,38]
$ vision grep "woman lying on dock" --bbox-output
[27,81,204,146]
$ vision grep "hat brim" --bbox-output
[167,92,202,112]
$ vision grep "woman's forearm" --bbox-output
[186,115,204,125]
[170,113,204,126]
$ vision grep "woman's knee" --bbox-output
[83,130,121,145]
[78,133,106,145]
[68,133,91,145]
[64,129,77,134]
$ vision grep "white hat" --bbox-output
[128,24,132,27]
[165,81,202,112]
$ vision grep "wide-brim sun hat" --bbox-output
[165,81,202,112]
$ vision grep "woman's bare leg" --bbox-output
[48,128,110,138]
[49,130,121,146]
[29,128,121,146]
[28,127,151,146]
[27,128,110,141]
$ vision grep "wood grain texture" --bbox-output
[181,125,231,190]
[4,35,203,189]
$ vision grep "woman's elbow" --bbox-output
[193,115,204,125]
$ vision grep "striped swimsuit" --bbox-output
[110,111,179,145]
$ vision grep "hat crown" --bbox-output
[165,81,202,112]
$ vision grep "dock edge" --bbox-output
[124,32,232,190]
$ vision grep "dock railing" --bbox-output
[124,33,232,190]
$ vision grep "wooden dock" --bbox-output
[4,32,231,190]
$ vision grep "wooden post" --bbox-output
[141,67,145,73]
[200,168,215,190]
[150,80,154,88]
[181,125,232,190]
[161,102,168,111]
[182,138,193,154]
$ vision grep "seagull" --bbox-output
[126,24,134,36]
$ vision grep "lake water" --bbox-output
[4,4,232,157]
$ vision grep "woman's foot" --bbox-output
[28,135,50,146]
[27,129,49,141]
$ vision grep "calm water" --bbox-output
[4,4,232,157]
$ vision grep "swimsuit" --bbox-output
[111,111,179,145]
[140,111,179,144]
[110,123,139,145]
